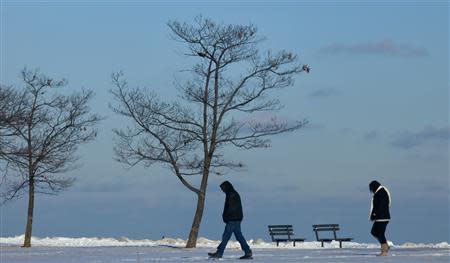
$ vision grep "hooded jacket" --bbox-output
[369,180,391,221]
[220,181,244,223]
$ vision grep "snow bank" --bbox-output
[1,235,448,249]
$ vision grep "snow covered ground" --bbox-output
[1,236,449,262]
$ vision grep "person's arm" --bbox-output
[222,195,230,223]
[371,194,380,220]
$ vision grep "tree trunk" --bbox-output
[186,156,212,248]
[185,192,206,248]
[23,177,34,248]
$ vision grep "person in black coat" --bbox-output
[208,181,252,259]
[369,180,391,256]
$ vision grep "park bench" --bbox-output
[312,224,353,248]
[268,225,306,247]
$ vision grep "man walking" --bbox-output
[208,181,253,259]
[369,180,391,256]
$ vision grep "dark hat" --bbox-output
[369,180,381,193]
[220,181,235,193]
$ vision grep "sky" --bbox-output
[0,0,448,244]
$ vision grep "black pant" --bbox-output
[371,221,389,244]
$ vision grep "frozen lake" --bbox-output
[1,246,449,263]
[1,236,449,262]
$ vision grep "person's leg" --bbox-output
[371,222,382,243]
[378,222,388,244]
[232,222,251,253]
[379,222,389,256]
[373,221,389,256]
[216,223,235,257]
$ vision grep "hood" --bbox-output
[369,180,381,193]
[220,181,235,194]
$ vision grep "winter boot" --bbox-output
[378,243,389,256]
[239,250,253,260]
[208,251,222,259]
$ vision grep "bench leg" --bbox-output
[277,241,279,247]
[321,241,324,247]
[293,241,296,247]
[339,241,342,248]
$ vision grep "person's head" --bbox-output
[220,181,234,194]
[369,180,381,193]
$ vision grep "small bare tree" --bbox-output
[0,85,21,145]
[0,85,25,134]
[110,16,309,248]
[0,86,15,124]
[0,86,23,186]
[0,68,101,247]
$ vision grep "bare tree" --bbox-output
[0,68,101,247]
[1,86,18,143]
[0,85,24,134]
[0,86,23,188]
[0,86,15,124]
[110,16,309,248]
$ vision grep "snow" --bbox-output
[1,235,449,249]
[1,236,449,262]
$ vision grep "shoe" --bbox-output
[378,243,389,256]
[208,252,222,258]
[239,250,253,260]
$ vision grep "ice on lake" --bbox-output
[2,246,449,263]
[1,236,449,263]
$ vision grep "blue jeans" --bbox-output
[217,221,251,256]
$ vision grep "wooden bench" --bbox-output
[312,224,353,248]
[268,225,305,247]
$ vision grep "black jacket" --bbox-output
[220,181,243,223]
[370,181,391,221]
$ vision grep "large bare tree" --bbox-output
[0,68,101,247]
[110,17,309,248]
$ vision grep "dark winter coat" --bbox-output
[220,181,244,223]
[369,181,391,221]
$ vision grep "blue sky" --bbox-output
[1,1,448,244]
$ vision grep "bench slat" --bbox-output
[269,226,293,229]
[270,231,294,235]
[313,227,339,231]
[269,227,293,231]
[313,224,339,227]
